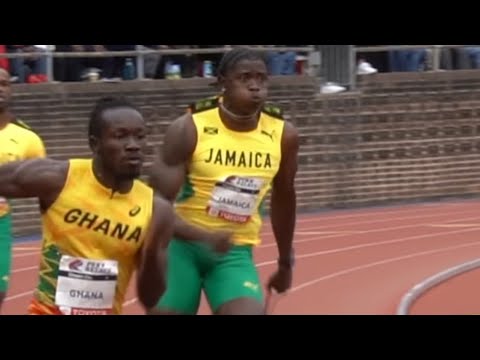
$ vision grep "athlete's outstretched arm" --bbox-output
[136,196,174,309]
[0,158,67,209]
[270,121,299,269]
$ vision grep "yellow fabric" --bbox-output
[34,159,153,314]
[0,121,46,217]
[175,104,284,246]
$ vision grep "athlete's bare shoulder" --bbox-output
[262,102,285,120]
[0,157,69,210]
[166,95,220,148]
[21,158,69,209]
[274,120,299,186]
[162,112,197,166]
[23,158,68,181]
[10,158,67,185]
[188,96,220,115]
[169,110,198,137]
[282,120,299,145]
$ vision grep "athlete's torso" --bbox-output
[0,120,45,219]
[29,159,154,315]
[175,97,285,246]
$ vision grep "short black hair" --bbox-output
[88,96,138,138]
[216,47,268,78]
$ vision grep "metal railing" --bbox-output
[397,258,480,315]
[350,45,479,90]
[4,45,475,91]
[0,45,315,83]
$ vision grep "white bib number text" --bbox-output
[206,176,264,224]
[55,255,118,315]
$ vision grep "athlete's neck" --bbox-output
[219,100,261,132]
[0,110,12,130]
[92,157,133,195]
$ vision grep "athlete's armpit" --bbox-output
[0,158,67,206]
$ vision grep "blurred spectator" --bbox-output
[7,45,48,83]
[357,59,378,75]
[463,46,480,68]
[103,45,136,80]
[155,45,198,79]
[356,45,389,73]
[54,45,118,81]
[54,45,106,82]
[196,45,227,77]
[54,45,80,82]
[266,45,297,75]
[139,45,163,79]
[0,45,8,71]
[389,46,427,72]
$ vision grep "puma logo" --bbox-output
[261,130,274,141]
[243,281,259,292]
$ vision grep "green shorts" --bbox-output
[156,238,264,315]
[0,215,12,293]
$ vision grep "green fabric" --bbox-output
[156,238,264,314]
[0,214,12,292]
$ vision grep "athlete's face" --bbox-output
[0,70,12,111]
[222,59,268,116]
[94,107,147,180]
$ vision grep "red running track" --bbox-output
[3,199,480,315]
[409,267,480,315]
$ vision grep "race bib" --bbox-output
[55,255,118,315]
[0,197,10,217]
[206,176,264,224]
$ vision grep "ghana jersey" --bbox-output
[175,97,285,246]
[28,159,153,315]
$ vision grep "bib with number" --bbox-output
[206,176,264,224]
[55,255,119,315]
[0,197,10,217]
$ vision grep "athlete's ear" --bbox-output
[217,75,226,89]
[89,135,100,154]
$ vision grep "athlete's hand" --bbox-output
[267,266,292,294]
[208,230,233,254]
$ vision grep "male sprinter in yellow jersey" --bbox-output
[149,47,299,315]
[0,68,46,311]
[0,97,183,315]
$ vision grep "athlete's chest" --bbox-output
[191,130,281,178]
[50,187,148,257]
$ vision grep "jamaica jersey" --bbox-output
[0,119,46,218]
[176,97,285,246]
